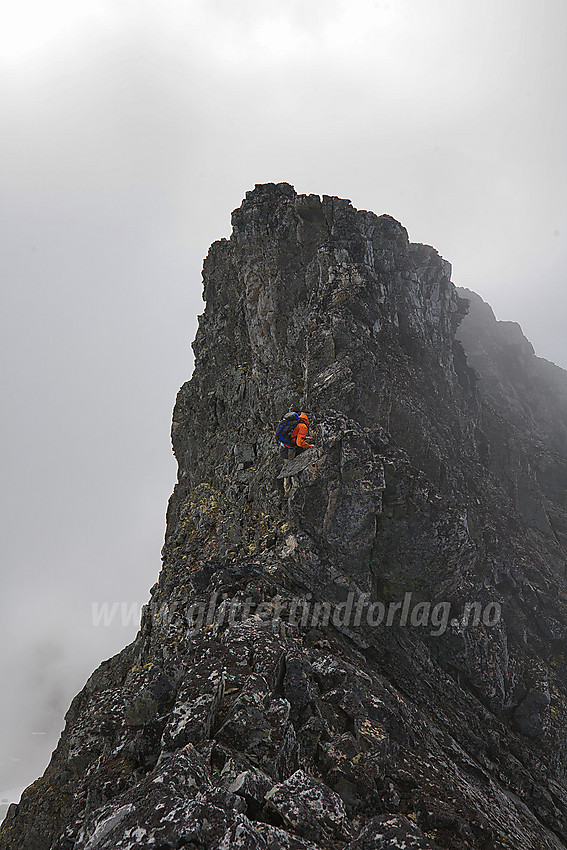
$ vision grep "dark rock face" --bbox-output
[456,287,567,548]
[3,183,567,849]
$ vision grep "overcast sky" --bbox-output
[1,0,566,804]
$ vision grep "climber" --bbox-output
[275,412,313,495]
[276,411,312,457]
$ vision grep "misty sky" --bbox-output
[1,0,566,803]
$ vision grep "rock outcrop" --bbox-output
[3,183,567,849]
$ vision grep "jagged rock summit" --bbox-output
[3,182,567,849]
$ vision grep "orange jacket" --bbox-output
[291,421,312,449]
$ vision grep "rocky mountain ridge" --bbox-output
[3,182,567,849]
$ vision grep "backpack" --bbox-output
[275,412,301,447]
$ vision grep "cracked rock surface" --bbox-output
[3,183,567,849]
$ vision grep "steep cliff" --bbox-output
[3,183,567,850]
